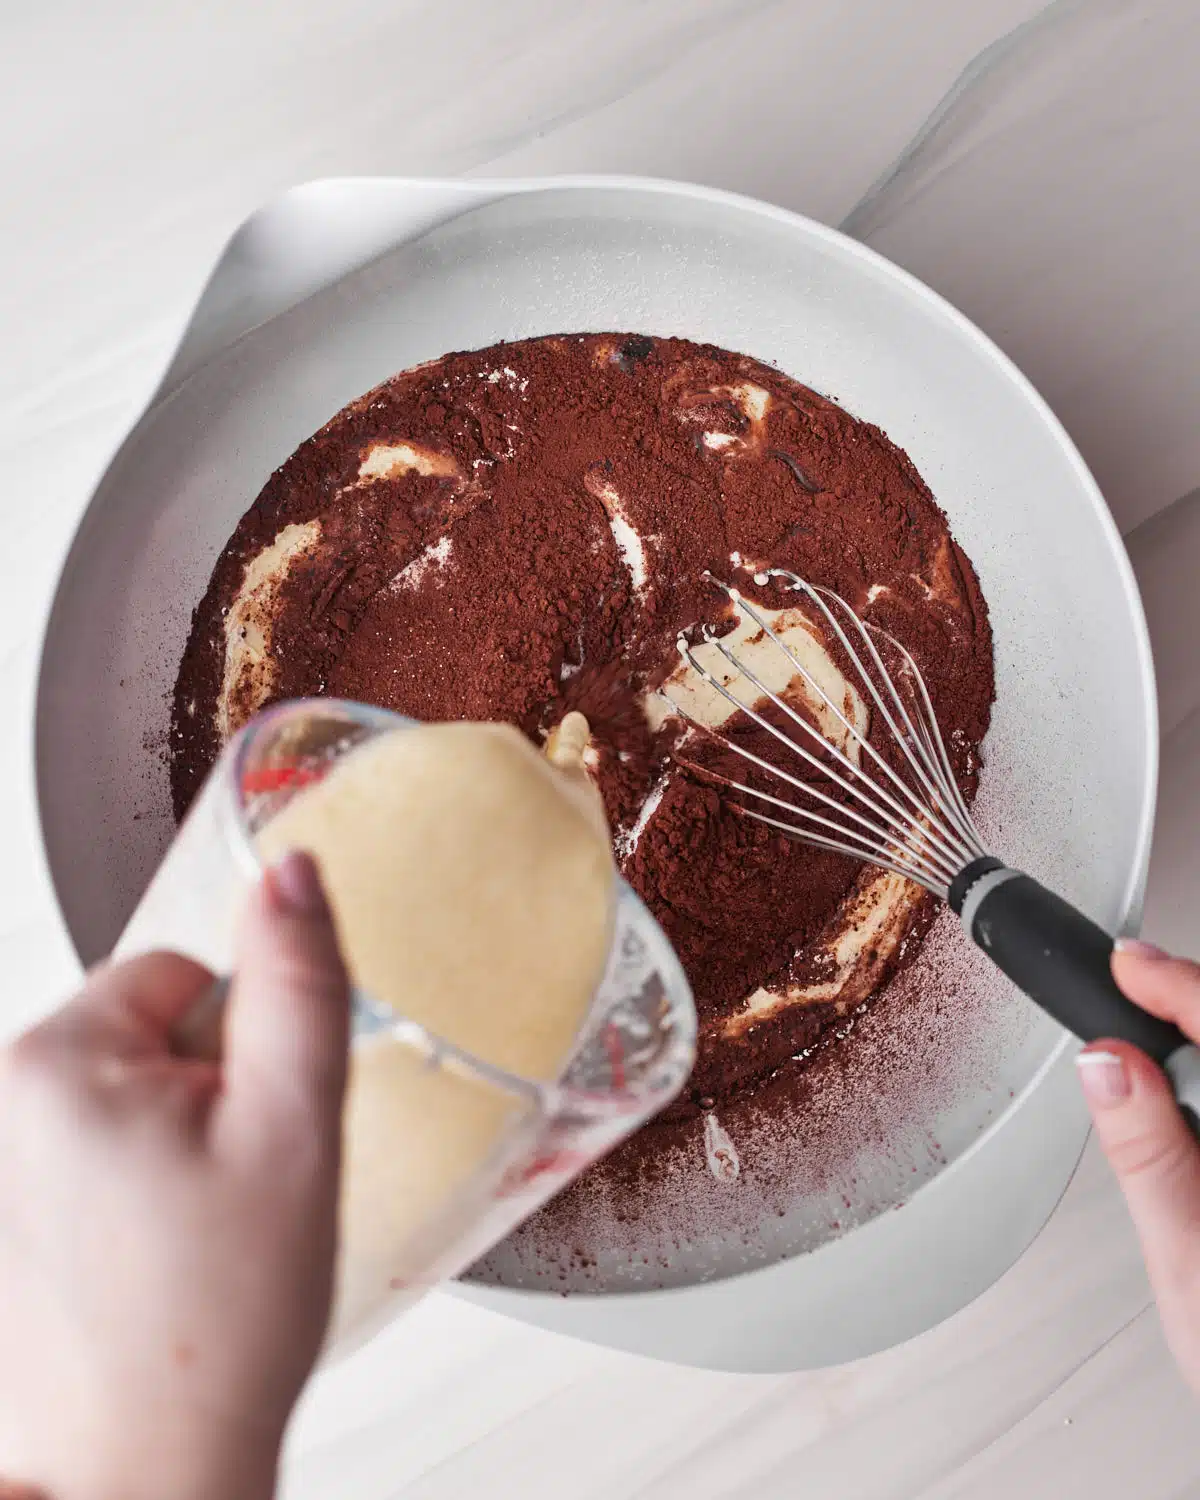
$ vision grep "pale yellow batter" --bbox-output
[258,716,612,1078]
[255,714,615,1343]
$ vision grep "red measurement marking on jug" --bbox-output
[497,1148,593,1197]
[603,1023,626,1091]
[240,763,320,797]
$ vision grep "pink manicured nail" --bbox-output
[268,850,328,916]
[1076,1049,1131,1106]
[1114,937,1168,960]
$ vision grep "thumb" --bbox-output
[218,851,351,1158]
[1078,1043,1200,1289]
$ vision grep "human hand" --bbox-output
[0,852,350,1500]
[1077,940,1200,1392]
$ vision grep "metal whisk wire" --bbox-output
[659,569,988,899]
[654,574,1200,1126]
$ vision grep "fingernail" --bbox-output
[1076,1049,1131,1106]
[1114,937,1168,960]
[268,850,328,916]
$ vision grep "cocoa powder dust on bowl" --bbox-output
[170,333,994,1266]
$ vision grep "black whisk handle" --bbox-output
[952,863,1200,1134]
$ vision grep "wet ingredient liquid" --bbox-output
[255,717,615,1339]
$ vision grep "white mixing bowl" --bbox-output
[35,177,1156,1371]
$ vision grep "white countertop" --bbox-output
[2,1,1199,1495]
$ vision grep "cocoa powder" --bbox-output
[171,333,993,1157]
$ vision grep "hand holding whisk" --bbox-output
[662,568,1200,1134]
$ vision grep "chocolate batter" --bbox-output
[171,333,993,1145]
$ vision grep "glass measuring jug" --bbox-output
[115,698,696,1352]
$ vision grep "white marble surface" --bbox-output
[2,0,1198,1494]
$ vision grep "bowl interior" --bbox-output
[37,183,1153,1293]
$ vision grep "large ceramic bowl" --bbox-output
[35,176,1156,1371]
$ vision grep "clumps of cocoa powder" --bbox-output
[170,333,995,1218]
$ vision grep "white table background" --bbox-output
[3,1,1199,1494]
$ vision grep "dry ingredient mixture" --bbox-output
[171,332,994,1225]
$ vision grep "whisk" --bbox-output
[664,568,1200,1130]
